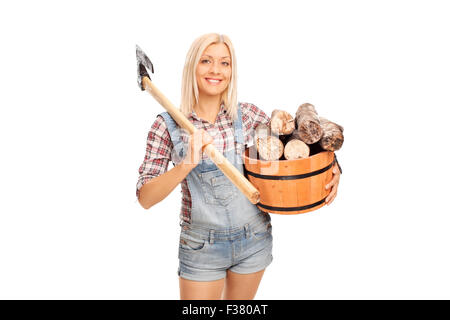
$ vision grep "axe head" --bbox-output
[136,44,154,90]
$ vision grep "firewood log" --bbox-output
[318,117,344,151]
[295,103,323,144]
[269,109,295,136]
[254,123,271,140]
[253,124,284,161]
[256,135,284,161]
[284,136,310,160]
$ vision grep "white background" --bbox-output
[1,0,449,299]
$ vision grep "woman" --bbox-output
[136,33,341,299]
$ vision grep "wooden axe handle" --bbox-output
[142,77,260,204]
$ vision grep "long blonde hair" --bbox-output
[180,33,238,122]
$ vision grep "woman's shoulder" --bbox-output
[239,101,262,113]
[238,101,270,124]
[149,114,168,133]
[145,114,173,146]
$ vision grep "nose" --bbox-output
[209,60,221,74]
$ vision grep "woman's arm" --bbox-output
[138,161,195,209]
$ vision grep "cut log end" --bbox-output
[256,136,284,161]
[318,117,344,151]
[270,109,295,135]
[319,135,344,151]
[298,121,323,144]
[284,139,310,160]
[295,103,324,144]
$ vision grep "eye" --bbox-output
[201,59,210,64]
[222,61,230,66]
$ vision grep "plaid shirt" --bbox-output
[136,102,270,222]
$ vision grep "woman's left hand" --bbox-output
[325,163,341,205]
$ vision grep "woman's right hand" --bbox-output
[181,129,213,168]
[139,129,213,210]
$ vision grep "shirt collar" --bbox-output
[189,102,226,121]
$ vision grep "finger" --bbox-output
[326,173,341,189]
[329,182,338,196]
[326,166,340,189]
[326,182,338,199]
[327,194,336,205]
[202,131,213,145]
[200,134,212,155]
[325,186,334,202]
[326,189,337,205]
[325,188,336,201]
[329,191,337,204]
[193,132,204,162]
[333,165,338,175]
[325,178,334,190]
[331,175,339,186]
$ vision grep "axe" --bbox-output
[136,45,260,204]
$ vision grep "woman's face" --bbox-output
[195,43,232,98]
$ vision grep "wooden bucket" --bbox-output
[243,148,336,214]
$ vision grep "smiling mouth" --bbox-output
[205,78,222,85]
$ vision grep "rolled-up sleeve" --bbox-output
[240,102,271,147]
[136,115,173,199]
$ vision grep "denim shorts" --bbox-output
[178,213,273,282]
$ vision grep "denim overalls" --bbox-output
[159,103,273,281]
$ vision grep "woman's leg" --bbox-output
[223,269,265,300]
[179,277,225,300]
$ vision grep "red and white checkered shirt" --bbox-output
[136,102,270,222]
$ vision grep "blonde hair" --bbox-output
[180,33,238,122]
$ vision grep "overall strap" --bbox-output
[158,112,187,164]
[233,103,244,145]
[159,112,182,143]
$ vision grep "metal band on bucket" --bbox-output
[257,197,327,212]
[244,159,335,180]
